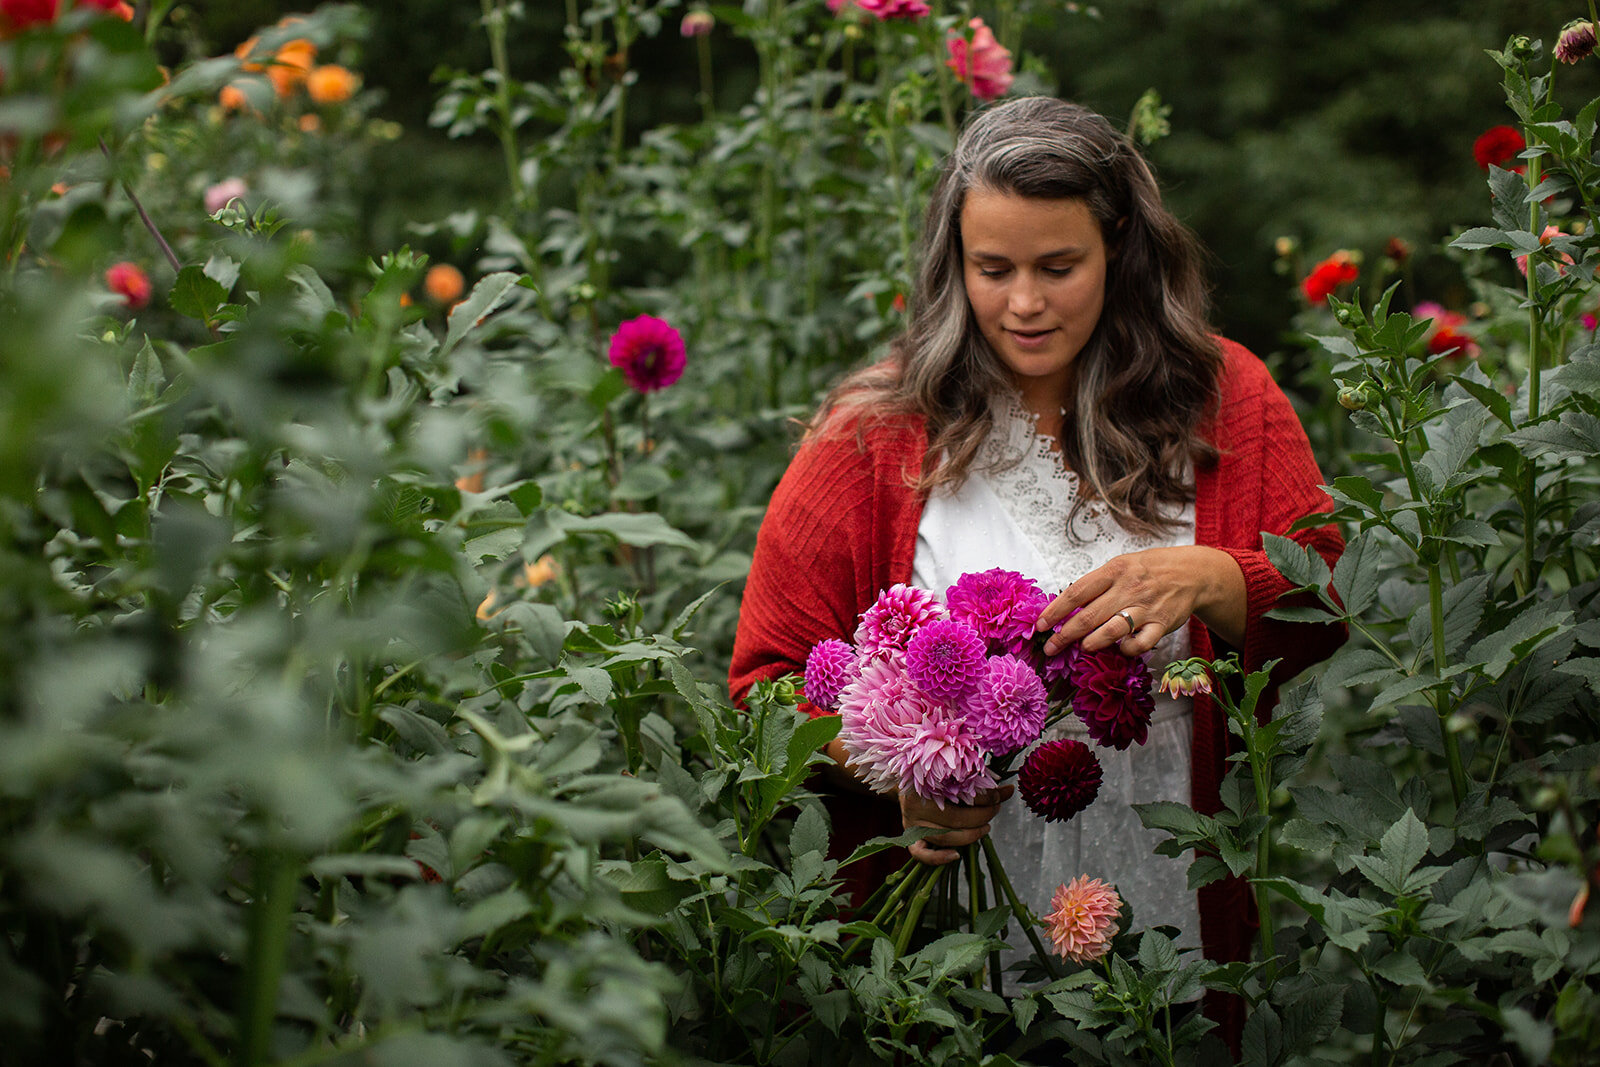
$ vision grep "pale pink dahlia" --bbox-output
[854,583,946,656]
[898,716,996,807]
[905,618,988,702]
[1067,647,1155,751]
[945,18,1013,101]
[946,568,1049,656]
[204,177,248,215]
[804,638,858,710]
[838,654,940,794]
[608,314,687,393]
[1044,876,1122,964]
[1018,739,1101,822]
[855,0,930,17]
[1557,19,1597,63]
[964,654,1048,755]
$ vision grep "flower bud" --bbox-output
[1337,386,1370,411]
[1335,308,1356,326]
[1157,657,1213,698]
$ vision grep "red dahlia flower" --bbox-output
[1018,738,1102,822]
[0,0,58,29]
[105,261,151,310]
[1300,251,1358,304]
[607,314,687,393]
[1066,646,1155,750]
[1473,125,1525,170]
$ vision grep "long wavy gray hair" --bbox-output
[815,96,1222,537]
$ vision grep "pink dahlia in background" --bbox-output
[905,618,988,702]
[855,0,929,17]
[204,177,248,215]
[1473,125,1525,170]
[1018,738,1102,822]
[608,314,687,393]
[946,18,1013,101]
[1044,875,1122,964]
[679,9,713,36]
[855,583,946,656]
[965,654,1048,754]
[1556,19,1597,64]
[1412,301,1480,360]
[105,261,151,310]
[1067,646,1154,750]
[898,717,996,806]
[804,638,858,710]
[946,567,1048,656]
[825,0,851,11]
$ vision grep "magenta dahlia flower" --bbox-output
[855,0,930,17]
[964,654,1048,755]
[905,618,988,702]
[1067,646,1155,750]
[1044,876,1122,964]
[946,568,1049,656]
[1018,739,1102,822]
[854,583,946,656]
[804,638,858,710]
[898,717,996,807]
[607,314,687,393]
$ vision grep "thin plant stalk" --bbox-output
[980,835,1060,979]
[480,0,527,212]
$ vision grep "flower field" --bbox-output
[1,2,1597,1065]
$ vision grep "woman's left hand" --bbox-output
[1035,545,1247,657]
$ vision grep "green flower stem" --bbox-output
[1522,144,1544,597]
[480,0,526,211]
[1429,567,1467,804]
[1248,736,1278,978]
[892,864,941,954]
[965,844,982,988]
[238,851,299,1067]
[695,32,714,124]
[841,860,925,962]
[981,835,1060,979]
[100,139,181,273]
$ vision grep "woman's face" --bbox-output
[960,190,1108,415]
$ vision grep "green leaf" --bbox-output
[1329,530,1379,617]
[1450,226,1513,250]
[1137,929,1180,975]
[441,271,524,356]
[1370,951,1429,988]
[1263,532,1331,591]
[523,508,701,560]
[169,264,229,322]
[1465,600,1572,680]
[563,665,613,704]
[789,802,829,862]
[379,705,452,756]
[126,336,165,404]
[1378,809,1429,882]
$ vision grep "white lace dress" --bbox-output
[911,396,1203,954]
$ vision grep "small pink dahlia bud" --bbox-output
[1044,875,1122,964]
[607,314,687,393]
[1556,19,1597,63]
[1018,739,1102,822]
[905,618,988,703]
[679,10,714,36]
[1157,657,1214,699]
[804,638,858,710]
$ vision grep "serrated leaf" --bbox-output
[169,264,228,322]
[1370,950,1429,988]
[379,705,452,756]
[127,336,164,404]
[1378,809,1429,882]
[441,271,524,356]
[1329,530,1380,616]
[789,802,829,863]
[563,664,613,704]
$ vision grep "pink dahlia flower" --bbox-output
[964,654,1048,755]
[680,10,713,36]
[856,0,930,17]
[804,638,858,710]
[1066,647,1155,750]
[899,716,996,807]
[1018,738,1102,822]
[1557,19,1597,64]
[946,18,1013,101]
[1044,875,1122,964]
[204,177,248,215]
[607,314,687,393]
[905,618,988,702]
[838,654,939,794]
[946,568,1049,656]
[855,583,946,656]
[1156,658,1213,699]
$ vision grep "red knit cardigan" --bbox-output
[729,339,1345,967]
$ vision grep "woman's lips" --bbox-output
[1007,327,1056,349]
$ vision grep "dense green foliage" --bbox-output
[0,2,1596,1065]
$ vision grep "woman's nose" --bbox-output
[1008,275,1046,317]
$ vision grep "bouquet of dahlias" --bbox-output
[803,569,1157,974]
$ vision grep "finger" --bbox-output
[1077,606,1148,653]
[1035,573,1112,633]
[1114,621,1166,657]
[903,798,1000,829]
[972,783,1015,806]
[909,839,962,866]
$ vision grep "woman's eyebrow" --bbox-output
[967,246,1087,260]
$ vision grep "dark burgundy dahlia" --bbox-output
[1067,646,1155,751]
[1018,739,1103,822]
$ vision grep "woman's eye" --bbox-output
[978,268,1009,278]
[1045,266,1073,277]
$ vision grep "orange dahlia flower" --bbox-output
[306,64,359,104]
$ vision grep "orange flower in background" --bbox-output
[454,447,488,494]
[298,113,320,133]
[522,555,559,588]
[105,261,151,310]
[267,39,316,96]
[219,83,250,112]
[234,35,265,71]
[424,263,465,303]
[1300,250,1358,304]
[306,64,359,104]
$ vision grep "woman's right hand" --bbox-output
[901,785,1014,865]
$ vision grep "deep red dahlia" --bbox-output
[1067,647,1155,750]
[1300,253,1358,304]
[1018,739,1102,822]
[1473,125,1525,170]
[0,0,58,28]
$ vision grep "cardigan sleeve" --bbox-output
[1203,342,1346,685]
[728,418,925,713]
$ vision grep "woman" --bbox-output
[729,98,1342,977]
